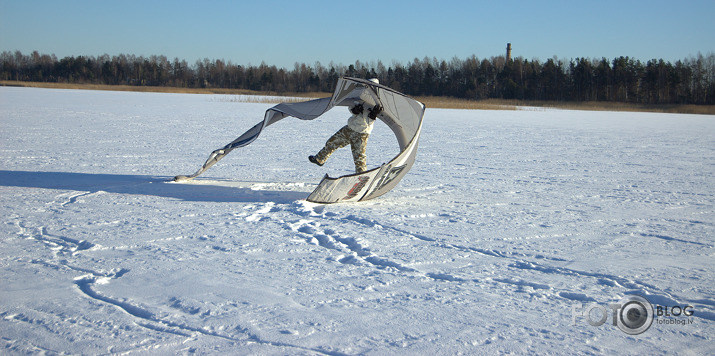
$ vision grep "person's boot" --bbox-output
[309,155,323,166]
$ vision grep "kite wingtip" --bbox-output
[173,175,190,182]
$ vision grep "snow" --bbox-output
[1,86,714,355]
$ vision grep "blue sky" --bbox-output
[1,0,713,69]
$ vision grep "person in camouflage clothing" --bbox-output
[309,98,383,173]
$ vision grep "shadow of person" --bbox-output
[0,170,308,204]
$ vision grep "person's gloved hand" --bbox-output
[368,104,383,119]
[350,103,364,115]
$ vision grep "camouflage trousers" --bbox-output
[314,125,370,173]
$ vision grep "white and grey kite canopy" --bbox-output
[175,77,426,203]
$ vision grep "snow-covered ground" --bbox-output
[1,87,714,355]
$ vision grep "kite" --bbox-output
[174,77,426,203]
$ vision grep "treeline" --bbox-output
[2,50,714,105]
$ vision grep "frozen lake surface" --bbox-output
[1,87,714,354]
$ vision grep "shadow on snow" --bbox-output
[0,170,307,204]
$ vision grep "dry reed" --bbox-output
[3,81,713,114]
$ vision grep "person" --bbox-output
[309,79,383,173]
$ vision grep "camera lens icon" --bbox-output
[617,295,654,335]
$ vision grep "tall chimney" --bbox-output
[506,43,512,62]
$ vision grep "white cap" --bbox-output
[368,78,379,84]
